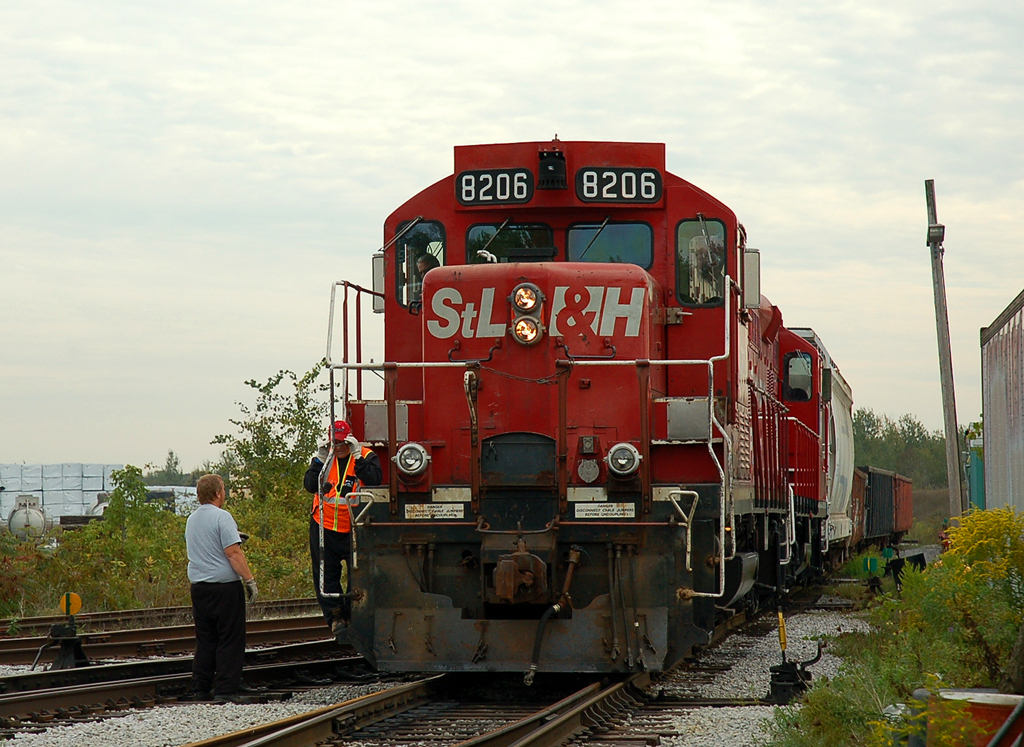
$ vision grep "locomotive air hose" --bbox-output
[524,603,561,686]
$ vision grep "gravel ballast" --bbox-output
[5,606,869,747]
[5,682,393,746]
[637,608,869,747]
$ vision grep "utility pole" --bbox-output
[925,179,966,517]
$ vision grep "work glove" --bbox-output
[243,578,258,604]
[319,481,333,495]
[344,435,360,455]
[339,475,358,497]
[316,443,329,462]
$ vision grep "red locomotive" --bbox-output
[328,139,858,677]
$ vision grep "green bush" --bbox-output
[0,363,329,621]
[760,507,1024,746]
[0,466,190,617]
[211,363,330,600]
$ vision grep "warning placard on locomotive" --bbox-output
[405,503,466,520]
[574,502,636,519]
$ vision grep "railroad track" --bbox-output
[0,598,320,639]
[0,615,329,666]
[1,591,858,745]
[0,654,370,728]
[0,639,350,696]
[175,672,756,747]
[177,593,851,747]
[177,673,643,747]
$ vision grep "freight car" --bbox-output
[849,467,913,549]
[323,139,858,678]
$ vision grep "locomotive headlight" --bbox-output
[605,442,642,478]
[394,442,430,478]
[511,283,542,312]
[512,316,542,345]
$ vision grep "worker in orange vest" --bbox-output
[303,420,382,635]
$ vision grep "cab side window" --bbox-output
[676,219,726,305]
[783,352,814,402]
[396,221,445,307]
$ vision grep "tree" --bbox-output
[852,408,951,488]
[41,465,189,611]
[210,362,331,600]
[212,363,329,505]
[144,450,189,486]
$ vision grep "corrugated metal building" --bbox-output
[1,463,124,522]
[981,288,1024,511]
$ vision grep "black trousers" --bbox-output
[309,516,351,626]
[190,581,246,696]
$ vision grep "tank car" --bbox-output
[327,139,855,677]
[7,494,53,541]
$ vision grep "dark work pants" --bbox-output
[309,516,351,626]
[190,581,246,696]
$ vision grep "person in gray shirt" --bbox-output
[185,474,257,702]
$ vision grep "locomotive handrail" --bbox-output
[325,280,384,419]
[346,490,384,570]
[786,416,819,501]
[325,276,737,601]
[667,489,700,572]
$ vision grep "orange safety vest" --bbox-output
[311,447,371,533]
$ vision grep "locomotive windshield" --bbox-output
[567,221,653,267]
[676,218,726,305]
[466,223,554,263]
[396,220,445,307]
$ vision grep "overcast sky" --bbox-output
[2,0,1021,470]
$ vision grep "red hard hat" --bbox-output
[332,420,352,441]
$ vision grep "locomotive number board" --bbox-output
[456,166,664,205]
[576,167,662,203]
[457,169,534,206]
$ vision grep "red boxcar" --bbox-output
[893,473,914,535]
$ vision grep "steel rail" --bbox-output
[180,675,445,747]
[0,655,364,722]
[466,673,652,747]
[0,598,319,638]
[0,616,328,665]
[0,640,349,696]
[449,681,605,747]
[178,675,617,747]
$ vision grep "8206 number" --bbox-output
[575,167,662,203]
[457,169,533,206]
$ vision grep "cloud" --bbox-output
[1,0,1021,466]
